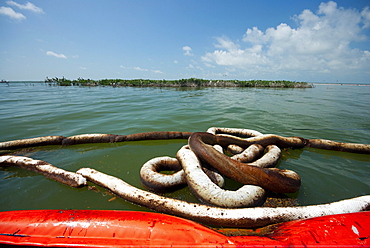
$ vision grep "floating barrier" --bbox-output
[139,155,225,193]
[0,210,369,247]
[0,155,86,187]
[0,131,192,150]
[77,167,370,228]
[177,145,265,208]
[0,127,369,230]
[139,156,188,192]
[188,132,301,193]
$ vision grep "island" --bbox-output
[44,77,313,88]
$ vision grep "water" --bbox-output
[0,83,369,212]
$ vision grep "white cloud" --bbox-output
[46,51,67,59]
[120,66,162,74]
[202,1,370,81]
[362,6,370,29]
[0,6,25,20]
[151,69,163,74]
[214,37,240,50]
[6,1,44,14]
[133,66,148,71]
[183,46,193,56]
[203,39,267,67]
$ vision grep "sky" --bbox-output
[1,0,370,83]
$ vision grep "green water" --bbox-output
[0,83,369,212]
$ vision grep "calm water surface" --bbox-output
[0,83,369,212]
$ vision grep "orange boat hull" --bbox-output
[0,210,369,247]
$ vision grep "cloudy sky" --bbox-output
[1,0,370,83]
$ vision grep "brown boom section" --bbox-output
[188,132,302,193]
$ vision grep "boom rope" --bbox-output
[0,127,369,228]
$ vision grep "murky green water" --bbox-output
[0,83,369,212]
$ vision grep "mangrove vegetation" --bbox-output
[44,77,313,88]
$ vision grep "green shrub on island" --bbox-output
[45,77,312,88]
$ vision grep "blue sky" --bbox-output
[1,0,370,83]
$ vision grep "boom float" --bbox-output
[0,127,369,246]
[0,210,369,247]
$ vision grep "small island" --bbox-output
[45,77,313,88]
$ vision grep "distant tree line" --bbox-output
[44,77,313,88]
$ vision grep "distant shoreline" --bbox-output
[43,77,313,88]
[3,80,370,87]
